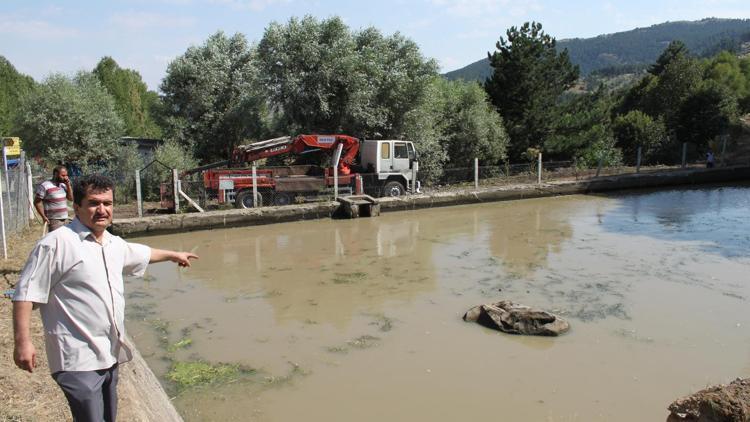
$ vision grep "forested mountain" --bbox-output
[444,18,750,82]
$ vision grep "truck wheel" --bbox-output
[382,181,406,197]
[273,192,293,206]
[235,190,263,208]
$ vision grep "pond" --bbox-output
[125,183,750,421]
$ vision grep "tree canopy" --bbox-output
[485,22,580,161]
[15,72,124,168]
[93,57,162,138]
[0,56,35,136]
[161,31,267,162]
[257,16,438,138]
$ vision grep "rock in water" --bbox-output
[667,378,750,421]
[463,300,569,336]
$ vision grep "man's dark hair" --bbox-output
[52,165,66,177]
[73,174,115,205]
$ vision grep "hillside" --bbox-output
[444,18,750,82]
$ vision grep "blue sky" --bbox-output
[2,0,749,91]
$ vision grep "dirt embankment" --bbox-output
[1,225,71,422]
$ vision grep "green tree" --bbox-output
[648,40,689,76]
[402,77,508,181]
[93,57,162,138]
[15,72,124,169]
[676,81,738,151]
[612,110,668,164]
[637,42,704,126]
[257,16,438,137]
[0,56,35,136]
[485,22,579,161]
[161,31,267,162]
[545,88,614,160]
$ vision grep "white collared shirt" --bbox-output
[13,218,151,373]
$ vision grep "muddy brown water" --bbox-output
[125,184,750,421]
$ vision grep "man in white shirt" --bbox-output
[13,174,198,422]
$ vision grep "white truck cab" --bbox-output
[360,140,419,196]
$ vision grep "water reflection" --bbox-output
[484,200,574,275]
[135,217,436,329]
[601,185,750,258]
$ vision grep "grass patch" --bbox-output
[167,337,193,353]
[347,335,380,349]
[332,271,368,284]
[326,346,349,354]
[263,362,308,387]
[167,361,254,392]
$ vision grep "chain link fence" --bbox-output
[140,138,750,214]
[1,153,35,257]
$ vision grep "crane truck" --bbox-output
[185,134,419,208]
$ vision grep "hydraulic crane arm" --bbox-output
[231,134,360,174]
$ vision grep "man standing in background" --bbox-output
[34,165,73,231]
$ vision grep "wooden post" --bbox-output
[636,146,642,174]
[172,169,180,213]
[537,153,542,184]
[135,169,143,218]
[681,143,687,168]
[252,165,258,207]
[720,135,728,166]
[474,158,479,190]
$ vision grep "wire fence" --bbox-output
[111,138,750,215]
[1,153,35,257]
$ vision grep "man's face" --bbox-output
[74,188,114,234]
[54,169,68,184]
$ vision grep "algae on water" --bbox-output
[167,361,254,392]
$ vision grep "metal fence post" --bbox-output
[411,161,418,194]
[2,145,12,220]
[172,169,180,213]
[135,169,143,218]
[26,159,34,218]
[474,158,479,190]
[681,143,687,168]
[595,155,604,177]
[252,165,258,207]
[334,165,339,199]
[0,163,6,259]
[636,146,642,174]
[720,135,728,166]
[537,153,542,184]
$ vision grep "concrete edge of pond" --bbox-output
[112,165,750,238]
[120,334,183,422]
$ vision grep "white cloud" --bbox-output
[209,0,291,11]
[0,15,79,40]
[110,12,196,30]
